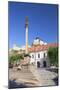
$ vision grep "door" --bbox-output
[37,61,40,68]
[43,61,46,67]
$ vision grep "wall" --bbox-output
[30,50,50,67]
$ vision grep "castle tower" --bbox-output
[25,16,29,54]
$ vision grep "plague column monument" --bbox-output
[25,16,29,54]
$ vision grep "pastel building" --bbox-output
[28,37,57,68]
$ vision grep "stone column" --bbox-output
[25,16,28,54]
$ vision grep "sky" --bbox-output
[8,1,58,48]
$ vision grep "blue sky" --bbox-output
[8,2,58,48]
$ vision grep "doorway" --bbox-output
[43,61,46,67]
[37,61,40,68]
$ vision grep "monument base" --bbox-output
[24,55,30,64]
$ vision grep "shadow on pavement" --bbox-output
[8,79,28,89]
[45,68,58,86]
[46,68,58,73]
[52,76,58,86]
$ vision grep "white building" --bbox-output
[33,37,47,45]
[9,44,31,55]
[9,38,57,68]
[28,38,57,68]
[29,48,49,68]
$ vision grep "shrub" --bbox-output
[48,47,58,67]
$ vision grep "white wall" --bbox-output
[30,50,47,64]
[30,52,35,63]
[33,39,40,45]
[29,50,50,68]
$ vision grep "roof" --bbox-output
[28,43,58,52]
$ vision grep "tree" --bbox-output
[9,55,16,64]
[9,54,24,66]
[48,47,58,67]
[24,53,31,57]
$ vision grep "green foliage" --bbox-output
[48,47,58,67]
[9,55,15,64]
[9,54,24,64]
[24,53,31,57]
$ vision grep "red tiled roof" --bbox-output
[28,43,58,52]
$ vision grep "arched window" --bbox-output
[44,53,45,57]
[38,54,40,58]
[32,55,34,58]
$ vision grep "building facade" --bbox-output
[28,38,57,68]
[30,50,50,68]
[9,38,57,68]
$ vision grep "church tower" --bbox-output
[25,16,29,54]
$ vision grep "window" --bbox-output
[38,54,40,58]
[32,55,34,58]
[44,53,45,57]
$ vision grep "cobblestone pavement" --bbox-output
[9,65,58,88]
[9,66,39,88]
[29,65,58,86]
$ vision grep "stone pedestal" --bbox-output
[24,56,30,64]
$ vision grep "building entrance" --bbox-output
[43,61,46,67]
[37,61,40,68]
